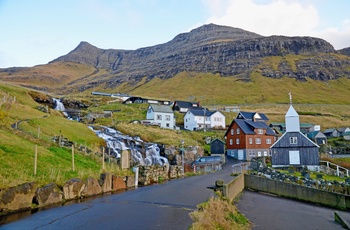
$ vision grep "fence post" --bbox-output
[34,145,37,175]
[72,145,75,172]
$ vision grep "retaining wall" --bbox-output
[222,174,245,202]
[244,174,350,210]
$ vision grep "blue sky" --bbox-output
[1,0,350,68]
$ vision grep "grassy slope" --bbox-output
[0,83,125,189]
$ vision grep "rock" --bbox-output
[0,182,37,214]
[125,176,135,188]
[100,173,112,193]
[112,175,126,191]
[82,177,102,197]
[33,183,62,207]
[62,178,85,200]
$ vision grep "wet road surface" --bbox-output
[236,189,345,230]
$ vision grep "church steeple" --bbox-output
[285,93,300,132]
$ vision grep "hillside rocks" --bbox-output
[0,182,37,213]
[33,183,62,207]
[50,23,344,89]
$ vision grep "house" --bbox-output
[224,111,276,161]
[210,138,226,163]
[145,104,175,129]
[172,100,202,113]
[344,131,350,141]
[307,131,327,145]
[269,122,315,135]
[271,103,319,170]
[323,128,340,138]
[124,96,171,105]
[184,109,225,131]
[338,127,350,137]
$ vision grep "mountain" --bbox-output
[0,23,350,96]
[339,47,350,56]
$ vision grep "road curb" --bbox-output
[334,211,350,229]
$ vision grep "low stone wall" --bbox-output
[222,174,245,202]
[138,165,183,186]
[0,173,134,215]
[244,174,350,210]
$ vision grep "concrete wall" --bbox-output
[244,174,350,210]
[222,174,245,202]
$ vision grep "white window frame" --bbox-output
[266,138,271,144]
[231,129,234,135]
[255,138,261,144]
[236,138,240,144]
[249,138,253,144]
[290,137,298,144]
[229,139,233,145]
[237,128,240,134]
[258,129,263,134]
[157,114,162,120]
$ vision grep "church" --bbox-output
[270,94,320,170]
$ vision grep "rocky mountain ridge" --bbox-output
[1,23,350,94]
[50,23,349,88]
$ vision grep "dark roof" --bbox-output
[188,109,217,116]
[149,104,173,113]
[236,111,269,121]
[225,119,275,136]
[174,100,200,108]
[307,131,326,139]
[323,128,337,133]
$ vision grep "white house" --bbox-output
[145,104,175,129]
[184,109,225,131]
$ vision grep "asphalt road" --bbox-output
[0,162,235,230]
[1,158,347,230]
[236,190,345,230]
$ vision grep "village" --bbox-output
[91,91,350,168]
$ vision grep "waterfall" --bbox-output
[53,98,68,117]
[89,126,169,166]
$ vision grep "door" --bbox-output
[238,150,244,160]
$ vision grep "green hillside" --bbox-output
[0,82,125,189]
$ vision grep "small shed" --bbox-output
[210,138,225,163]
[307,131,327,145]
[323,128,340,138]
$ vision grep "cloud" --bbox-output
[204,0,319,36]
[203,0,350,49]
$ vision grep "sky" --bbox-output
[0,0,350,68]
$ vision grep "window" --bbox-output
[236,128,240,134]
[157,115,162,120]
[249,138,253,144]
[266,138,271,144]
[231,129,234,135]
[166,123,170,127]
[258,129,263,134]
[290,137,298,144]
[165,115,170,121]
[229,139,233,145]
[236,138,240,144]
[255,138,261,144]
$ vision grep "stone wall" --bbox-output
[138,164,183,186]
[0,173,134,216]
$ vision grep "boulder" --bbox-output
[0,182,37,214]
[125,176,135,188]
[82,177,102,197]
[62,178,85,200]
[112,175,126,191]
[100,173,112,193]
[33,183,62,207]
